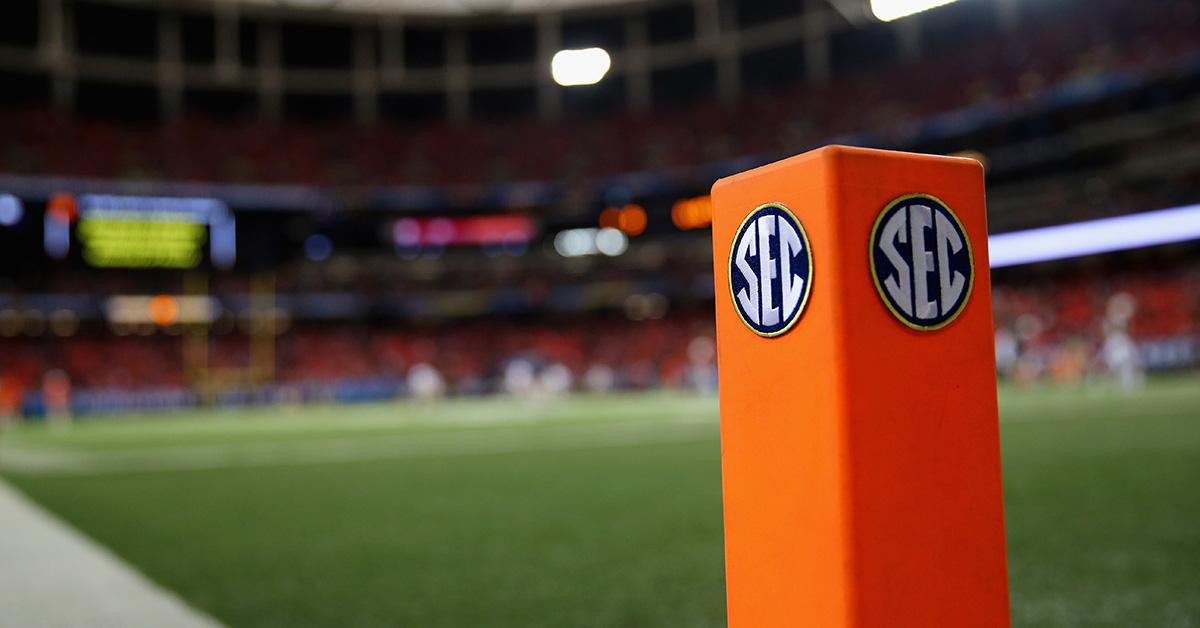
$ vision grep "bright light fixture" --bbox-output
[554,228,597,257]
[551,48,611,87]
[594,227,628,256]
[870,0,961,21]
[0,194,23,226]
[553,227,628,257]
[988,204,1200,268]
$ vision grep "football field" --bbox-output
[1,380,1197,627]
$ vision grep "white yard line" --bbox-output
[0,418,719,477]
[0,401,1181,478]
[0,479,224,628]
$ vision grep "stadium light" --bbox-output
[0,193,23,226]
[553,227,627,257]
[594,227,628,256]
[869,0,962,21]
[988,204,1200,268]
[551,48,611,87]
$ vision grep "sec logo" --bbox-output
[869,193,974,331]
[729,202,813,337]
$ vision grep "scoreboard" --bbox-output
[45,194,236,270]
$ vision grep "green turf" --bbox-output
[1,381,1198,627]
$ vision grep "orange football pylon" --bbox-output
[711,146,1010,628]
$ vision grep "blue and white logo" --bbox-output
[869,194,974,331]
[729,203,813,337]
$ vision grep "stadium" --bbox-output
[0,0,1197,625]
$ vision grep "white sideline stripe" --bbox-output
[3,394,1182,478]
[0,402,1170,478]
[0,479,224,628]
[0,418,719,477]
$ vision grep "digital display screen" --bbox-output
[78,210,208,268]
[45,194,236,270]
[391,215,536,248]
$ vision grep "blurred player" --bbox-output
[42,368,73,427]
[994,325,1019,380]
[1012,313,1046,386]
[502,358,537,398]
[539,363,573,398]
[407,363,445,401]
[684,336,718,394]
[583,364,616,393]
[1102,292,1145,393]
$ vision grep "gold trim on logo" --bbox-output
[867,193,975,332]
[727,202,815,338]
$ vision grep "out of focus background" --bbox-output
[0,0,1197,626]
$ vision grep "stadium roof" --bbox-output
[221,0,644,16]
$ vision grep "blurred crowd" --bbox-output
[2,0,1199,419]
[2,262,1198,418]
[992,262,1200,387]
[0,309,719,417]
[0,0,1194,188]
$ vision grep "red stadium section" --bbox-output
[0,0,1195,188]
[0,0,1198,418]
